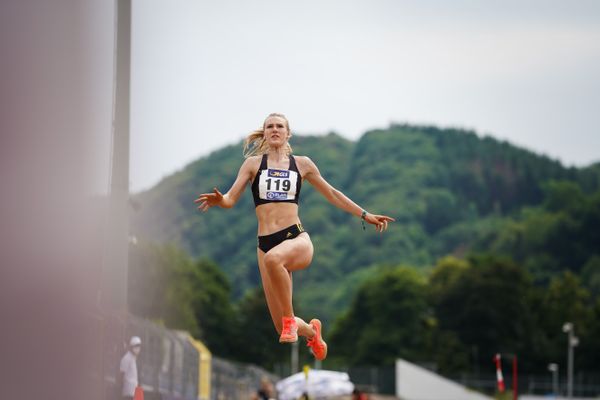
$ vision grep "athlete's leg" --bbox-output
[295,316,315,339]
[263,233,316,339]
[257,248,287,334]
[265,232,314,273]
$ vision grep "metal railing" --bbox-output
[98,312,277,400]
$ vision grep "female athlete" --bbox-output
[194,113,395,360]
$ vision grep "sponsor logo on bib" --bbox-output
[266,191,288,200]
[268,169,290,178]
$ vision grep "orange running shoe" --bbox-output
[307,319,327,360]
[279,316,298,343]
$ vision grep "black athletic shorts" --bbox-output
[257,223,305,253]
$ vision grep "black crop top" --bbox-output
[251,154,302,207]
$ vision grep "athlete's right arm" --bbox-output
[194,157,256,211]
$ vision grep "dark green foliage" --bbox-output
[581,256,600,297]
[128,241,200,335]
[329,267,430,366]
[429,255,539,372]
[188,259,239,358]
[131,124,599,327]
[128,124,600,373]
[331,255,599,375]
[478,181,600,283]
[536,272,592,361]
[580,299,600,371]
[233,288,288,369]
[128,241,238,358]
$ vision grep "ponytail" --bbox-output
[243,129,268,158]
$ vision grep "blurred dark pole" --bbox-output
[100,1,131,398]
[512,356,518,400]
[101,0,130,314]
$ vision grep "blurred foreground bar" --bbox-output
[0,1,118,399]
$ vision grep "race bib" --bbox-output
[258,168,298,201]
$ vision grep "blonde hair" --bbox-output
[243,113,293,158]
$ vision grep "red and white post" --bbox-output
[494,353,506,393]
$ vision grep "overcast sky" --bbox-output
[90,0,600,193]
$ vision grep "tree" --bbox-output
[482,183,600,282]
[128,241,200,335]
[132,126,598,325]
[428,256,469,303]
[190,259,238,358]
[431,254,540,372]
[581,256,600,298]
[330,267,430,366]
[537,271,593,369]
[128,241,238,357]
[427,257,471,373]
[579,298,600,372]
[234,288,289,369]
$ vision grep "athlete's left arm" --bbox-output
[300,156,395,232]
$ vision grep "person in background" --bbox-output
[118,336,141,400]
[352,388,368,400]
[252,376,276,400]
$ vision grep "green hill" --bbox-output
[131,124,599,324]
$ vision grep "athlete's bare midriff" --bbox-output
[255,202,302,236]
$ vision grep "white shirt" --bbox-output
[119,351,138,396]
